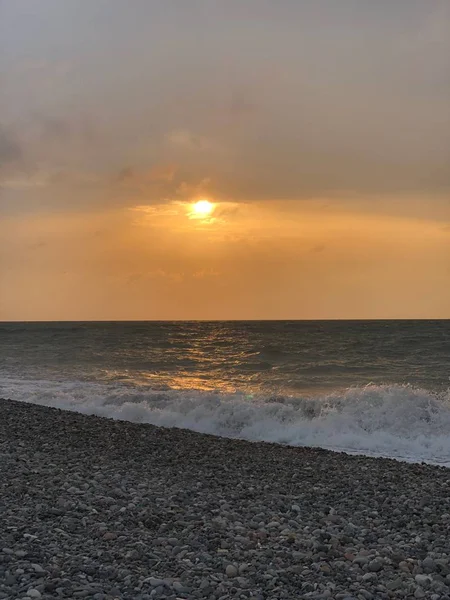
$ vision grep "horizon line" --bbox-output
[1,318,449,324]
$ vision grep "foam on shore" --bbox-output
[1,376,450,466]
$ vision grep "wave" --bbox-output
[1,376,450,466]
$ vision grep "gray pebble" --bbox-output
[225,565,238,578]
[368,559,383,572]
[422,557,437,572]
[31,564,46,574]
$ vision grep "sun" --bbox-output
[192,199,214,216]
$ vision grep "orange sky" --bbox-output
[0,1,449,320]
[2,196,449,320]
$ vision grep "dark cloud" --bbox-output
[34,114,95,144]
[1,1,449,210]
[116,167,134,182]
[0,127,22,167]
[42,116,74,141]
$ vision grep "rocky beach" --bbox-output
[1,397,450,600]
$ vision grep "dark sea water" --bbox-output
[1,320,449,464]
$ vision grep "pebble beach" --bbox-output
[2,398,450,600]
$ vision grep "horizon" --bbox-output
[1,1,449,320]
[2,318,450,324]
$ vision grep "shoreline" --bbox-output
[2,397,450,599]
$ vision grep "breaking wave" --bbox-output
[2,376,450,466]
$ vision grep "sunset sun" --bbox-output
[190,199,214,218]
[187,198,215,223]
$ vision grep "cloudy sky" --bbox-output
[1,0,449,320]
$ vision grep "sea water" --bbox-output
[1,320,449,465]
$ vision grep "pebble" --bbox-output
[147,578,165,587]
[2,398,450,600]
[368,559,383,572]
[422,556,437,572]
[386,578,403,590]
[31,564,46,574]
[225,565,238,578]
[398,561,411,572]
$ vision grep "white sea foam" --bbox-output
[2,376,450,466]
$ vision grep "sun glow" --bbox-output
[191,199,214,217]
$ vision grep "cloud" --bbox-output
[0,171,49,190]
[419,0,450,47]
[175,177,213,199]
[0,127,22,167]
[116,167,134,182]
[165,130,219,152]
[116,164,176,186]
[1,0,449,216]
[126,268,221,285]
[0,166,102,191]
[126,269,185,284]
[193,268,220,279]
[35,116,71,141]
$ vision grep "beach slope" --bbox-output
[1,398,450,599]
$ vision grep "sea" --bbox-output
[1,320,449,466]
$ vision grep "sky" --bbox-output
[0,0,449,320]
